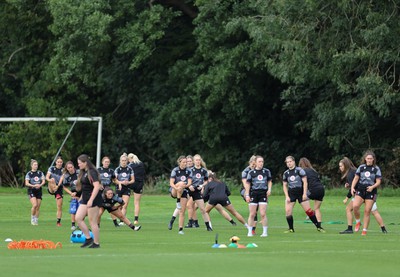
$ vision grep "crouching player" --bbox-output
[98,188,141,231]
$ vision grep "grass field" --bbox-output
[0,189,399,277]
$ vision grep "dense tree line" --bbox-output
[1,0,399,187]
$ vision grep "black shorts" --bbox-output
[288,188,307,203]
[80,191,103,207]
[48,186,63,199]
[208,197,231,206]
[249,190,268,204]
[28,189,42,200]
[129,181,144,194]
[189,189,203,201]
[308,188,325,201]
[356,187,377,201]
[116,185,131,197]
[105,206,119,213]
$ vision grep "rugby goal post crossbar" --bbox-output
[0,117,103,168]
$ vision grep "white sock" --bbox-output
[263,226,268,234]
[356,219,361,223]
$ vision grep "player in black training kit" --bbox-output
[244,156,272,237]
[98,188,141,231]
[282,156,323,233]
[46,156,64,226]
[350,150,384,236]
[98,156,119,227]
[59,161,80,230]
[25,159,45,225]
[75,154,103,248]
[169,156,192,234]
[298,157,325,231]
[204,171,248,229]
[128,153,146,225]
[114,153,135,225]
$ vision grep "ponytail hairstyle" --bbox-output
[128,153,141,164]
[120,153,128,165]
[208,170,221,183]
[177,155,186,165]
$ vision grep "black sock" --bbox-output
[129,223,134,229]
[193,220,198,225]
[254,214,258,222]
[252,226,256,231]
[113,219,118,226]
[348,225,353,230]
[171,216,176,223]
[286,215,294,230]
[317,222,322,228]
[188,219,193,224]
[72,222,75,226]
[57,218,61,223]
[134,216,139,221]
[309,215,319,227]
[230,220,235,224]
[205,222,211,228]
[179,227,183,231]
[381,226,386,231]
[177,198,181,203]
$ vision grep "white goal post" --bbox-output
[0,117,103,167]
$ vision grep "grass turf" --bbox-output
[0,192,399,277]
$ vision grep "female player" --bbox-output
[98,156,115,191]
[98,156,119,227]
[114,153,135,225]
[59,161,80,230]
[241,155,257,235]
[46,156,64,226]
[170,155,197,229]
[351,150,386,235]
[25,159,45,225]
[169,155,192,234]
[204,171,248,230]
[99,187,141,231]
[75,154,102,248]
[298,157,325,231]
[339,156,387,234]
[244,156,272,237]
[282,156,321,233]
[128,153,145,225]
[186,154,212,230]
